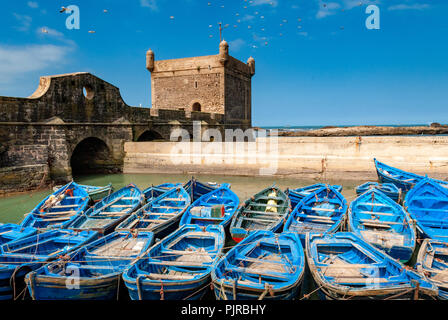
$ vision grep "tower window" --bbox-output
[192,102,201,112]
[194,81,198,89]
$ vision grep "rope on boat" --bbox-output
[116,273,121,301]
[258,282,274,300]
[136,275,144,300]
[220,279,228,300]
[160,280,165,300]
[182,282,213,300]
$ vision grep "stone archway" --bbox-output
[192,102,202,112]
[70,137,113,176]
[137,130,164,141]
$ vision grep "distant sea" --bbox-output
[259,124,429,132]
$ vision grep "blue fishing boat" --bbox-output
[404,178,448,241]
[374,158,448,194]
[116,187,191,238]
[230,186,290,243]
[122,224,224,300]
[25,231,154,300]
[65,184,144,235]
[416,239,448,299]
[283,185,347,245]
[0,224,37,246]
[306,232,438,300]
[356,182,401,203]
[143,183,182,202]
[79,183,113,202]
[348,189,416,262]
[179,187,239,229]
[212,231,305,300]
[54,183,114,202]
[0,229,98,300]
[286,184,343,209]
[20,181,90,230]
[183,178,230,201]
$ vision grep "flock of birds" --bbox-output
[39,1,366,50]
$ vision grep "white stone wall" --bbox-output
[123,136,448,181]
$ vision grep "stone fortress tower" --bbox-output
[146,40,255,126]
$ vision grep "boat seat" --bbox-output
[66,196,83,199]
[240,217,279,223]
[143,273,195,280]
[256,196,286,201]
[236,256,286,265]
[357,211,395,217]
[229,266,289,280]
[140,219,169,223]
[147,260,207,267]
[161,198,186,202]
[145,213,178,217]
[357,202,388,207]
[190,217,225,221]
[164,249,213,256]
[51,204,79,209]
[249,202,285,208]
[110,205,134,208]
[243,210,285,216]
[332,277,392,284]
[289,222,331,233]
[299,214,335,221]
[360,219,402,226]
[72,264,117,270]
[39,210,76,215]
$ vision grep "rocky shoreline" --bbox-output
[275,124,448,137]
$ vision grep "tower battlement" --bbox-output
[147,41,254,125]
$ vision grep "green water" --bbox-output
[0,173,363,224]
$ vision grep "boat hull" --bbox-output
[212,276,303,300]
[124,273,211,300]
[26,272,124,300]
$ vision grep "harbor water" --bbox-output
[0,173,360,224]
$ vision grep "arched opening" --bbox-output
[70,137,112,176]
[83,85,95,100]
[137,130,165,142]
[192,102,202,112]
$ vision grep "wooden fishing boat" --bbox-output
[306,232,438,300]
[283,185,347,245]
[0,224,37,246]
[25,231,154,300]
[374,158,448,194]
[211,231,305,300]
[122,224,224,300]
[404,178,448,241]
[54,183,113,202]
[79,183,113,202]
[356,182,401,203]
[286,184,342,209]
[183,178,230,201]
[116,187,191,238]
[348,189,416,263]
[21,182,90,230]
[179,186,239,229]
[0,229,98,300]
[143,183,182,202]
[230,186,290,243]
[416,239,448,299]
[65,184,144,235]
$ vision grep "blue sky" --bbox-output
[0,0,447,126]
